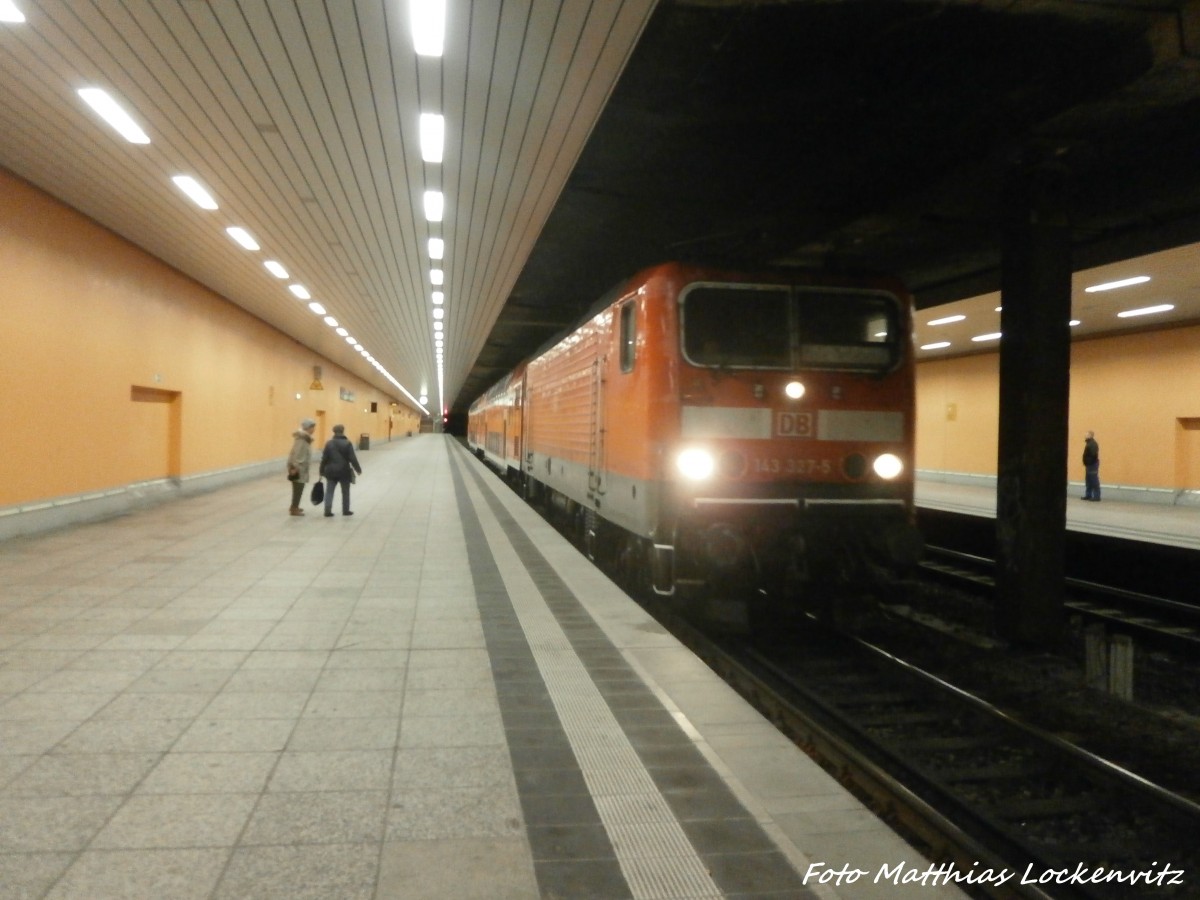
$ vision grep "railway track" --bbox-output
[493,453,1200,896]
[920,546,1200,654]
[661,609,1200,899]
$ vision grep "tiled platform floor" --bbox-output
[1,436,963,899]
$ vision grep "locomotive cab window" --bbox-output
[682,286,790,368]
[619,301,636,372]
[795,289,899,371]
[681,282,901,373]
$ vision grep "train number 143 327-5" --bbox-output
[752,457,832,475]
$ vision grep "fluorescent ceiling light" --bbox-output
[921,341,951,350]
[428,237,444,260]
[264,260,289,279]
[0,1,26,23]
[433,321,443,332]
[420,113,445,163]
[928,314,965,326]
[432,308,444,319]
[345,336,357,344]
[289,284,311,300]
[971,333,1002,342]
[432,291,444,305]
[308,302,326,315]
[323,316,338,327]
[1117,303,1174,318]
[423,190,444,222]
[225,226,259,251]
[171,175,217,210]
[411,0,445,56]
[336,327,349,337]
[354,343,364,352]
[430,268,444,285]
[77,88,150,144]
[1069,319,1081,327]
[1085,275,1150,293]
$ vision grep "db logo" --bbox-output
[776,412,814,438]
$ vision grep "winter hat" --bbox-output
[300,418,316,429]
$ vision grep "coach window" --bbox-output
[619,301,636,372]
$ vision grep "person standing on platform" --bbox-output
[1082,430,1101,501]
[286,418,317,516]
[320,424,363,517]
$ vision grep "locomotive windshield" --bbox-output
[681,283,901,372]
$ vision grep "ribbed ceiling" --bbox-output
[0,0,656,415]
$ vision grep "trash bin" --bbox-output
[358,433,370,451]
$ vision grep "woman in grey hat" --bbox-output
[286,418,317,515]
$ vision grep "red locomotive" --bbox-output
[468,261,922,620]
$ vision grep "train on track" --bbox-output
[468,261,923,623]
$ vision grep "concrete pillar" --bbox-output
[995,155,1072,646]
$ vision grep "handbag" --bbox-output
[310,480,325,505]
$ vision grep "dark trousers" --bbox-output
[1084,464,1101,501]
[325,476,352,514]
[290,480,305,508]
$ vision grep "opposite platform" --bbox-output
[917,478,1200,551]
[1,436,963,899]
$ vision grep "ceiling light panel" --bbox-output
[419,113,445,163]
[1117,304,1173,318]
[171,175,218,209]
[0,1,25,24]
[77,87,150,144]
[1085,276,1150,293]
[423,190,444,222]
[225,226,259,251]
[410,0,446,57]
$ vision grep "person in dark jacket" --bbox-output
[319,424,363,517]
[286,418,316,516]
[1082,430,1101,501]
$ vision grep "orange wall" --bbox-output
[916,324,1200,489]
[0,169,421,508]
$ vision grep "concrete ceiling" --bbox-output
[3,1,1200,426]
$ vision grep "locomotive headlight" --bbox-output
[873,453,904,480]
[676,447,716,481]
[784,380,805,400]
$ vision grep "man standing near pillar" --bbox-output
[1082,430,1101,501]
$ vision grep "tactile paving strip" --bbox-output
[452,452,724,899]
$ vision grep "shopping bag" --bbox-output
[310,480,325,505]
